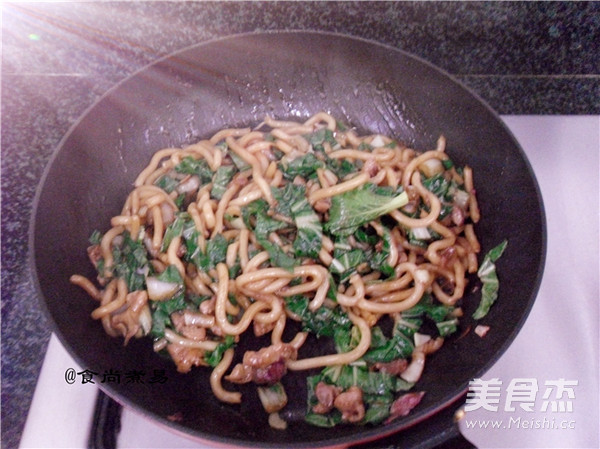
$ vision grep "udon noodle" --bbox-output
[71,112,483,427]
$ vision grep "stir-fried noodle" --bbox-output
[71,112,484,426]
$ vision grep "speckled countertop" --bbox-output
[1,2,598,448]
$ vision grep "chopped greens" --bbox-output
[326,183,408,236]
[301,128,357,179]
[150,290,187,338]
[305,376,343,428]
[290,195,322,259]
[285,295,352,338]
[243,184,322,265]
[242,199,288,236]
[110,232,148,292]
[327,158,357,179]
[161,213,188,252]
[363,326,413,363]
[175,156,213,183]
[155,264,183,284]
[154,175,179,193]
[473,240,508,319]
[229,150,251,171]
[272,183,306,218]
[186,233,229,272]
[280,152,323,180]
[210,165,237,200]
[88,229,102,245]
[436,318,459,337]
[242,196,294,267]
[329,243,365,280]
[204,335,235,367]
[304,128,339,153]
[403,293,456,324]
[257,237,297,271]
[421,173,465,220]
[422,173,450,198]
[363,225,395,278]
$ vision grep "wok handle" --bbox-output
[88,390,122,449]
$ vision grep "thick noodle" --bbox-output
[71,112,482,426]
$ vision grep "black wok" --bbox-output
[30,31,545,448]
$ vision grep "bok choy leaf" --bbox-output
[204,335,235,367]
[280,152,323,181]
[325,183,408,237]
[290,193,322,259]
[285,295,351,338]
[210,165,237,200]
[472,240,508,319]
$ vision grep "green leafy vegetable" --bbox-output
[473,240,508,319]
[363,326,414,363]
[364,225,395,278]
[186,233,229,272]
[325,183,408,237]
[154,175,179,193]
[350,226,394,277]
[273,183,323,259]
[174,193,186,210]
[285,295,351,338]
[150,291,187,338]
[333,324,361,354]
[358,142,374,152]
[319,364,396,395]
[362,393,395,424]
[290,193,322,259]
[272,183,306,218]
[89,230,102,245]
[210,165,237,200]
[229,149,251,171]
[161,213,190,252]
[394,316,423,339]
[403,293,456,324]
[257,237,297,271]
[204,335,235,367]
[242,199,288,236]
[247,184,323,264]
[301,128,356,178]
[328,159,357,179]
[242,194,297,268]
[329,246,365,280]
[280,153,323,180]
[436,318,459,337]
[155,264,184,284]
[110,232,148,292]
[442,158,454,170]
[175,156,213,183]
[421,173,461,220]
[304,128,339,153]
[422,173,450,198]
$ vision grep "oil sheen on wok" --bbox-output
[71,112,506,429]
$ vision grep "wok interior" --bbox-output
[32,32,544,447]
